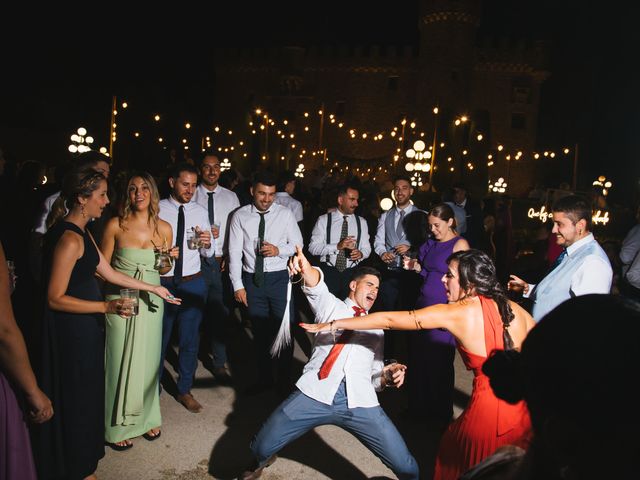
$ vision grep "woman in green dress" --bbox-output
[101,172,177,449]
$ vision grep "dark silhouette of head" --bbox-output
[483,294,640,479]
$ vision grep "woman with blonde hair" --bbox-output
[101,172,177,449]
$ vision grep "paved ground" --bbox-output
[97,308,473,480]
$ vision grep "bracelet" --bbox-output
[409,310,420,329]
[330,320,337,343]
[290,273,304,284]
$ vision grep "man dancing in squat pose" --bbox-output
[238,246,418,480]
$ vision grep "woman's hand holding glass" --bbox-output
[402,255,420,272]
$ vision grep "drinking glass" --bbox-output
[383,358,399,387]
[120,288,140,317]
[403,253,418,271]
[388,254,402,270]
[212,221,221,239]
[186,228,202,249]
[153,248,173,270]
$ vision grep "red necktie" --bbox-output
[317,306,366,380]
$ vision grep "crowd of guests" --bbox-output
[0,147,639,480]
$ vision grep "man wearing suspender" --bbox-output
[309,184,371,298]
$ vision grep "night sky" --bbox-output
[1,1,638,199]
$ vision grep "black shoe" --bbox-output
[237,455,277,479]
[142,429,162,441]
[107,440,133,451]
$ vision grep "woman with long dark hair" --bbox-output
[301,249,534,480]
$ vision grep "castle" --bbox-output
[213,0,550,196]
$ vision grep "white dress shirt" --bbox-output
[374,204,419,256]
[158,197,214,277]
[228,203,303,292]
[309,212,371,267]
[274,192,303,222]
[33,191,61,234]
[193,184,240,256]
[296,268,384,408]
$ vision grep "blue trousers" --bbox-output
[250,382,419,480]
[160,275,207,395]
[201,258,230,368]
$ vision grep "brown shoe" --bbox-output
[176,392,202,413]
[237,455,277,480]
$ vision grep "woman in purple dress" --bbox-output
[404,203,468,426]
[0,241,53,480]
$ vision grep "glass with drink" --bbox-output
[402,252,418,271]
[388,253,402,270]
[119,288,140,317]
[383,359,402,388]
[187,227,203,249]
[211,221,221,240]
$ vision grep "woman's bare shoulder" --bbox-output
[57,229,84,255]
[509,300,535,329]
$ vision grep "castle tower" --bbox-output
[417,0,481,113]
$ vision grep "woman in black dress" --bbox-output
[36,164,179,480]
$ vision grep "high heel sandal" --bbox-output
[142,429,161,441]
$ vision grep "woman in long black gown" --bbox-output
[35,165,179,480]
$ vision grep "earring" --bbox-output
[81,204,86,218]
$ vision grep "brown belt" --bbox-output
[164,271,202,282]
[215,256,224,263]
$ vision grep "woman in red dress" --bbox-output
[301,249,535,480]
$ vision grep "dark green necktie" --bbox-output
[253,212,266,287]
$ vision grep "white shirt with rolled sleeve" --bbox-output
[193,184,240,257]
[158,197,214,277]
[309,212,371,267]
[296,268,384,408]
[274,192,303,223]
[228,203,303,292]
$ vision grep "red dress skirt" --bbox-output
[433,296,531,480]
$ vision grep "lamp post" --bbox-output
[68,127,95,154]
[404,140,431,188]
[428,106,439,190]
